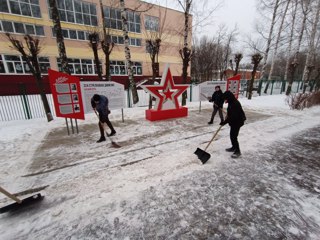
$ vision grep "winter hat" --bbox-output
[222,91,236,103]
[93,94,100,101]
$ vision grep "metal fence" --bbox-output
[0,80,311,121]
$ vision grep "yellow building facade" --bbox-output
[0,0,192,94]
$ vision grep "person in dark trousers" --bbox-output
[220,91,246,158]
[208,86,224,124]
[91,94,116,143]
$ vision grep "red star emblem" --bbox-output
[143,66,188,111]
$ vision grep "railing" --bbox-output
[0,80,311,121]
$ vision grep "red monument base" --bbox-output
[146,107,188,121]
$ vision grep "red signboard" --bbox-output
[226,74,241,99]
[48,69,85,120]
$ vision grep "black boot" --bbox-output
[208,120,213,124]
[96,136,106,143]
[107,130,116,137]
[225,147,235,152]
[231,151,241,158]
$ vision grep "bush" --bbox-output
[286,91,320,110]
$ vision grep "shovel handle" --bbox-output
[0,186,22,203]
[204,125,223,151]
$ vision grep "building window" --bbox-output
[145,15,159,32]
[0,55,6,73]
[0,0,41,18]
[0,55,50,74]
[0,20,45,36]
[103,7,141,33]
[52,0,98,26]
[51,28,88,41]
[109,60,142,76]
[57,58,101,75]
[109,35,141,47]
[38,57,50,73]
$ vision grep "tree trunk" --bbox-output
[120,0,139,105]
[294,0,310,61]
[267,0,291,85]
[249,54,263,99]
[28,40,53,122]
[262,0,280,94]
[181,0,192,106]
[302,0,320,93]
[88,33,103,81]
[48,0,70,74]
[248,66,258,100]
[284,0,298,95]
[99,0,113,81]
[286,61,298,95]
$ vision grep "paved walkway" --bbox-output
[1,106,319,240]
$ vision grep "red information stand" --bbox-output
[48,69,85,120]
[142,65,188,121]
[226,74,241,99]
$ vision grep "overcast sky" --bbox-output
[145,0,259,55]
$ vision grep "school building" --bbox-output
[0,0,191,95]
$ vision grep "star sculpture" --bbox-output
[143,65,188,111]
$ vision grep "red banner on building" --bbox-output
[48,69,85,120]
[226,74,241,99]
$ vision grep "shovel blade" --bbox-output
[0,193,44,214]
[194,148,211,164]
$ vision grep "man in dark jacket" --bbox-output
[208,86,224,124]
[220,91,246,158]
[91,94,116,143]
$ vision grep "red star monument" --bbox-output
[142,64,189,121]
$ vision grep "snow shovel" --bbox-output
[0,186,44,214]
[194,125,223,164]
[94,110,121,148]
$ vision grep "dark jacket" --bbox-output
[222,91,246,127]
[91,94,110,117]
[210,89,224,108]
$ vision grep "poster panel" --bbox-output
[80,81,125,113]
[48,69,85,120]
[199,81,226,101]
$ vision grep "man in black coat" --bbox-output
[220,91,246,158]
[208,86,224,124]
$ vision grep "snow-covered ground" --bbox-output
[0,94,319,239]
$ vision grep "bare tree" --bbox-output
[249,53,263,100]
[284,0,298,88]
[88,31,103,81]
[176,0,222,105]
[6,34,53,122]
[266,0,291,87]
[221,27,237,79]
[99,0,115,81]
[302,0,320,93]
[286,59,299,95]
[293,0,311,62]
[48,0,70,74]
[314,66,320,91]
[191,36,217,82]
[178,0,192,106]
[260,0,281,93]
[234,53,243,76]
[120,0,139,105]
[144,4,168,109]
